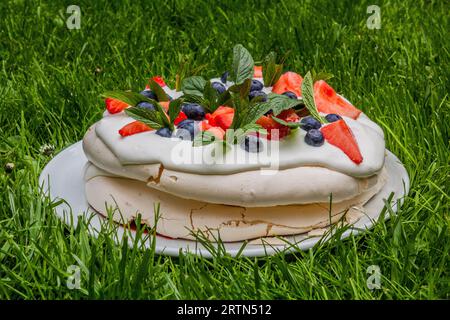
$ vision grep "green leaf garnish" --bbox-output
[265,93,304,116]
[181,76,207,96]
[301,71,327,124]
[232,44,254,85]
[262,52,283,87]
[168,98,183,127]
[148,79,170,102]
[102,90,176,130]
[312,70,334,82]
[125,107,165,130]
[271,116,301,128]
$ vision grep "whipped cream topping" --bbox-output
[94,79,386,178]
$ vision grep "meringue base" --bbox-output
[85,168,387,242]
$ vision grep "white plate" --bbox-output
[39,141,409,257]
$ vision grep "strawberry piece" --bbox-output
[212,106,234,116]
[253,66,263,78]
[314,80,362,119]
[272,71,303,97]
[206,127,225,140]
[214,112,234,130]
[205,113,215,126]
[174,111,188,125]
[105,98,129,114]
[118,121,152,137]
[151,76,166,87]
[256,115,290,140]
[320,119,363,164]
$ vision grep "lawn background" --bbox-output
[0,0,448,299]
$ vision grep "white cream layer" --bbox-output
[95,80,385,178]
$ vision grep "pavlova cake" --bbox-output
[82,45,386,242]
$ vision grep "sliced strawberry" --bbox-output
[174,111,188,125]
[320,119,363,164]
[205,113,216,126]
[212,106,234,116]
[105,98,129,114]
[256,115,290,140]
[214,112,234,130]
[253,65,263,78]
[314,80,362,119]
[206,127,225,140]
[272,71,303,97]
[151,76,166,87]
[118,121,152,137]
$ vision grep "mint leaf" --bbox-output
[168,98,183,127]
[125,107,165,129]
[101,91,148,106]
[232,44,254,85]
[301,71,327,124]
[264,93,304,116]
[181,76,207,96]
[149,79,170,102]
[262,52,284,86]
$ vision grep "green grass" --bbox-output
[0,0,449,299]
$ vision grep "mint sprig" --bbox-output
[102,90,179,130]
[262,50,290,86]
[231,44,254,85]
[301,71,327,124]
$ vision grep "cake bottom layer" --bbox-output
[85,170,387,242]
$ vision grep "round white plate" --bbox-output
[39,141,409,257]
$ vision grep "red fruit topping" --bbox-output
[214,112,234,130]
[105,98,129,114]
[205,113,215,126]
[320,119,363,164]
[272,71,303,97]
[199,120,212,131]
[253,66,263,78]
[206,106,235,130]
[256,115,290,140]
[174,111,188,125]
[118,121,152,137]
[314,80,362,119]
[151,76,166,87]
[277,109,300,122]
[206,127,225,140]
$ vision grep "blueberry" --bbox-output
[211,82,226,94]
[300,116,321,131]
[220,71,229,84]
[241,135,263,153]
[155,127,172,138]
[136,101,155,111]
[181,103,205,120]
[250,79,264,92]
[249,90,267,102]
[139,89,158,101]
[175,119,196,140]
[304,129,324,147]
[325,113,342,122]
[282,91,297,100]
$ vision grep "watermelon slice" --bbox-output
[314,80,362,119]
[272,72,303,97]
[320,119,363,164]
